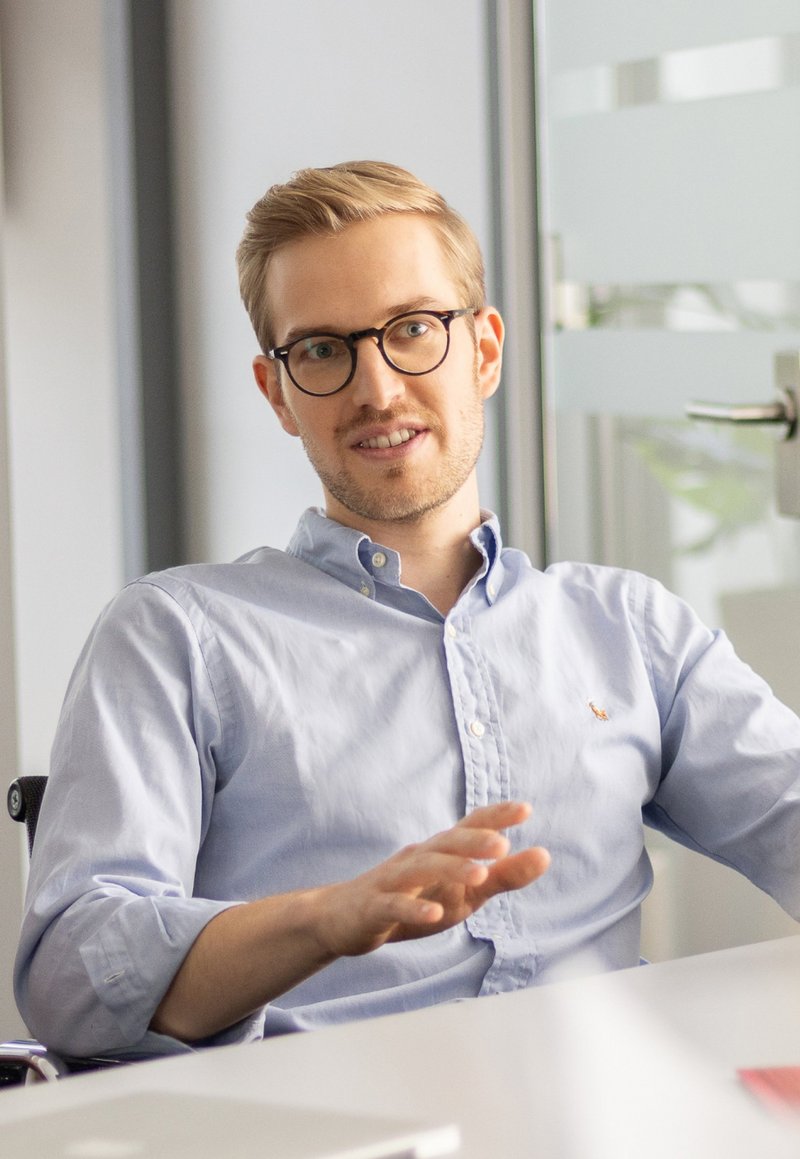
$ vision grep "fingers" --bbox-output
[372,892,446,928]
[385,803,549,901]
[483,846,551,894]
[420,824,511,862]
[456,800,533,831]
[419,800,534,862]
[385,846,492,893]
[317,802,550,958]
[390,801,543,890]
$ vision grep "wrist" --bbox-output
[298,883,344,963]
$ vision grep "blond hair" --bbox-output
[236,160,486,351]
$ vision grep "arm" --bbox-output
[152,800,550,1042]
[641,575,800,918]
[15,580,233,1057]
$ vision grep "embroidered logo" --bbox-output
[588,700,609,721]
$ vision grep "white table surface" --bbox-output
[2,936,800,1157]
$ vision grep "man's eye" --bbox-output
[393,319,430,341]
[299,338,343,362]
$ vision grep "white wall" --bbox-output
[0,84,22,1037]
[0,0,124,1035]
[168,0,496,562]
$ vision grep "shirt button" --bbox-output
[372,551,387,568]
[469,720,486,739]
[359,583,371,596]
[446,623,457,638]
[487,583,497,598]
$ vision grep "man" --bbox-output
[15,161,800,1060]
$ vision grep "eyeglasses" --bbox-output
[266,307,477,397]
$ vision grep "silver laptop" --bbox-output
[3,1090,460,1158]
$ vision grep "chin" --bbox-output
[318,453,481,528]
[334,485,465,525]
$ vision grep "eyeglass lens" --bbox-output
[287,312,450,395]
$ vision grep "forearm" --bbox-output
[150,801,549,1044]
[151,887,338,1042]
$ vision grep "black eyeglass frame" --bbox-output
[265,307,478,397]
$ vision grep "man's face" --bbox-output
[253,213,503,531]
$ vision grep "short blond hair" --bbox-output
[236,160,486,351]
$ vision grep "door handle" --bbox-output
[686,389,797,439]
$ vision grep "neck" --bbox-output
[325,491,485,616]
[378,517,484,616]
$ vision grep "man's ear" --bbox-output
[253,355,300,437]
[475,307,504,401]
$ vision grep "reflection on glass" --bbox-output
[555,281,800,332]
[552,33,800,118]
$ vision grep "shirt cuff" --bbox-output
[80,895,241,1043]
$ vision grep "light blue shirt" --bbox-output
[15,509,800,1057]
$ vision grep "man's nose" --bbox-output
[348,338,406,409]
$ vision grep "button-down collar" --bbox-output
[287,507,506,610]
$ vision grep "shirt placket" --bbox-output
[443,597,533,993]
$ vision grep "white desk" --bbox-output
[2,936,799,1157]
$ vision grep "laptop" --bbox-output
[2,1090,460,1158]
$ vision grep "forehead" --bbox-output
[265,214,461,340]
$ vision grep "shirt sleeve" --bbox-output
[640,575,800,918]
[14,579,245,1058]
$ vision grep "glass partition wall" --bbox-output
[532,1,800,957]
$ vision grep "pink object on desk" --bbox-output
[739,1067,800,1115]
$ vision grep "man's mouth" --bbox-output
[356,427,418,450]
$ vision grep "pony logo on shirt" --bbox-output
[588,700,609,721]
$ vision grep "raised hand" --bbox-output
[153,801,550,1042]
[312,801,550,958]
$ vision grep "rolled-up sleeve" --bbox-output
[14,581,241,1057]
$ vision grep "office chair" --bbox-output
[1,776,122,1086]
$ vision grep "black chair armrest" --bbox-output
[7,775,48,854]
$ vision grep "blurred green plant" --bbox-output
[624,419,773,554]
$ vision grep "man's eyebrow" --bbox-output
[277,298,447,347]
